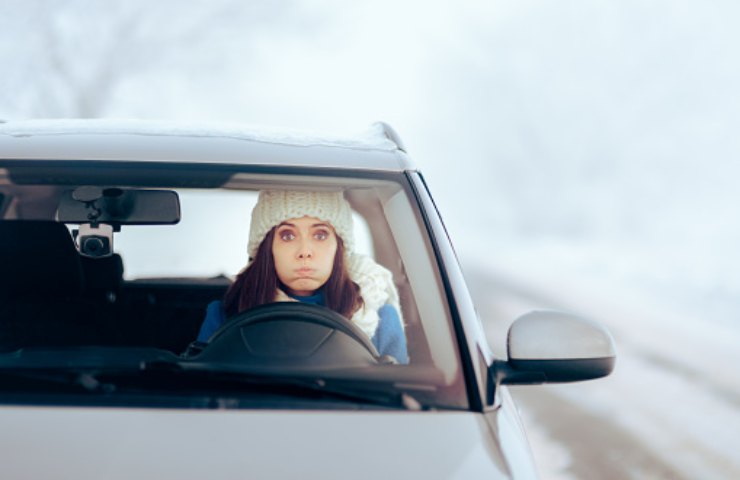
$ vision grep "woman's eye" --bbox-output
[314,230,329,240]
[279,231,296,241]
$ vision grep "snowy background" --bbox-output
[1,0,739,478]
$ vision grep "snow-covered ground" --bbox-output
[461,238,740,479]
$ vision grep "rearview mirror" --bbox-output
[493,311,616,385]
[57,187,180,225]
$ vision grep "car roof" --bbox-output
[0,119,415,172]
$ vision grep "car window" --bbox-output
[0,169,467,409]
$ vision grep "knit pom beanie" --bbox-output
[248,190,355,260]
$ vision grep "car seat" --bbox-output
[80,254,124,303]
[0,220,116,350]
[0,220,84,298]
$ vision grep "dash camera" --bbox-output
[75,223,114,258]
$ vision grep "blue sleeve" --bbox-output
[197,300,226,342]
[371,304,409,364]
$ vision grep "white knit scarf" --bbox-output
[273,253,402,339]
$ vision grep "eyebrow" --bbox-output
[277,222,331,229]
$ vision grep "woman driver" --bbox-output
[196,190,408,363]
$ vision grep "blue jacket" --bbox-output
[197,292,408,364]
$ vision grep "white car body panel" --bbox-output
[0,406,522,480]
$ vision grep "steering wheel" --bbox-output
[192,302,380,368]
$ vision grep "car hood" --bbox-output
[0,405,516,480]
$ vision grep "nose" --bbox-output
[296,239,312,259]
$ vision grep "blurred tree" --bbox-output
[0,0,304,118]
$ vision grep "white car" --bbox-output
[0,119,615,479]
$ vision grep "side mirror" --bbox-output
[493,311,616,385]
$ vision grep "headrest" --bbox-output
[0,221,84,297]
[80,254,124,293]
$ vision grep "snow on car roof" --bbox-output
[0,119,413,172]
[0,119,399,151]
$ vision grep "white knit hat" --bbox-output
[248,190,355,260]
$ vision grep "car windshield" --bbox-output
[0,163,467,410]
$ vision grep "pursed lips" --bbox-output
[295,267,315,277]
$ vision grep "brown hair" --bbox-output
[223,227,363,319]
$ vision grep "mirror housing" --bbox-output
[493,311,616,385]
[57,187,180,225]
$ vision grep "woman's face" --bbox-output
[272,216,338,296]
